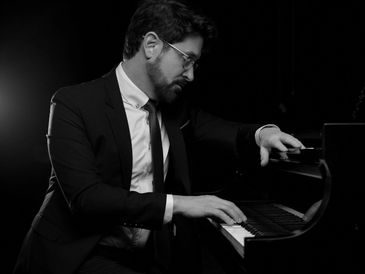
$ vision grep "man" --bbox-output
[13,0,304,273]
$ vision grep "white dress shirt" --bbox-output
[99,63,173,249]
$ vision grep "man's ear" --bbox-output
[142,31,163,59]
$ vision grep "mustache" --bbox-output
[173,79,189,88]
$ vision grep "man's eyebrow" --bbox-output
[186,51,199,60]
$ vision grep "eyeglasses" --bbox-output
[161,39,199,71]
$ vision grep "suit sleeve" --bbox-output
[47,88,166,229]
[188,107,261,164]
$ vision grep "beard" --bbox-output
[146,57,187,104]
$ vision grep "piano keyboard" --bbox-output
[208,205,304,265]
[238,202,306,236]
[210,201,306,257]
[220,224,254,247]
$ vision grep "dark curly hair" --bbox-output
[123,0,217,60]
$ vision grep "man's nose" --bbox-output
[183,67,194,82]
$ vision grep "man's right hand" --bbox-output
[173,195,247,225]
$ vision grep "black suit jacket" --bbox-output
[13,68,261,274]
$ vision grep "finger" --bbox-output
[209,196,247,223]
[260,146,270,166]
[269,134,302,152]
[280,134,305,149]
[211,208,235,225]
[227,202,247,223]
[273,141,288,152]
[218,200,247,223]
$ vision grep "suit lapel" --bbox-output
[163,111,191,195]
[103,69,133,189]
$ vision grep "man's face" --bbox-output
[147,35,203,104]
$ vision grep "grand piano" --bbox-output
[198,123,364,274]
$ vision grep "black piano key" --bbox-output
[237,202,306,236]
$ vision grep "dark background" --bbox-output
[1,0,365,273]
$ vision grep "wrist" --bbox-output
[255,124,280,145]
[172,195,183,215]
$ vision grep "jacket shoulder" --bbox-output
[51,76,106,107]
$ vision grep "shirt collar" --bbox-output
[115,62,149,109]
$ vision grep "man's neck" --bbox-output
[122,56,155,100]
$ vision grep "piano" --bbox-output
[198,123,364,274]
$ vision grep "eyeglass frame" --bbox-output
[160,39,199,71]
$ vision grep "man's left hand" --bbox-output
[258,127,304,166]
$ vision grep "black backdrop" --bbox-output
[1,1,365,273]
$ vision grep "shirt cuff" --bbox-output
[254,124,280,146]
[163,194,174,224]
